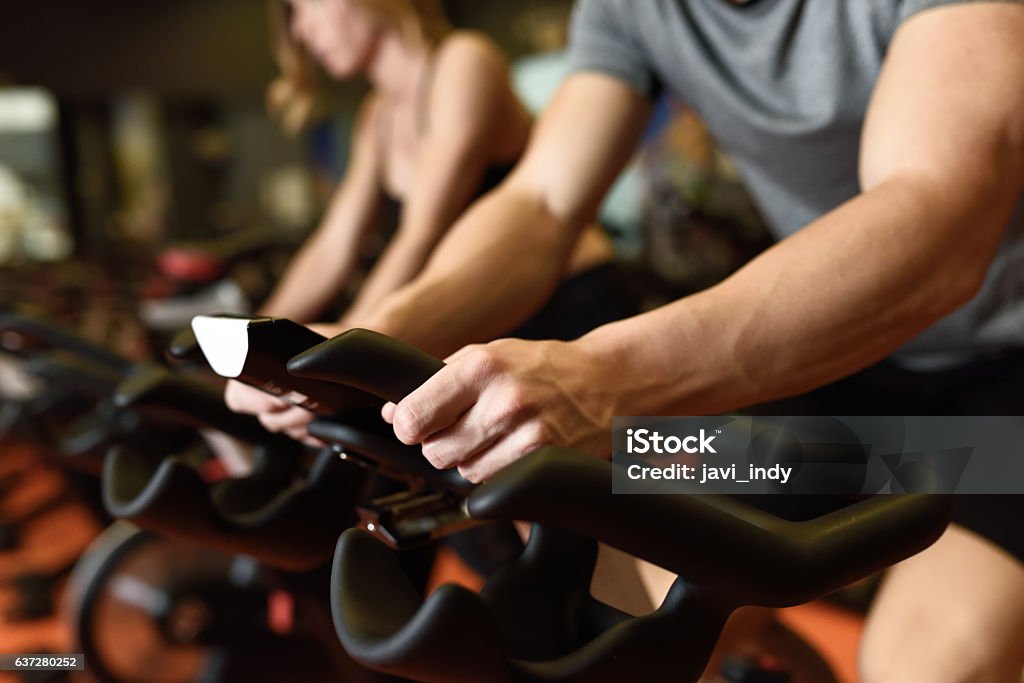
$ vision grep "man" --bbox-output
[239,1,1024,679]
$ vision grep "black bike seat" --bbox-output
[161,228,291,268]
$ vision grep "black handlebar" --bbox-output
[468,447,952,606]
[288,328,473,494]
[287,328,955,683]
[114,366,294,449]
[190,316,381,416]
[0,311,130,373]
[287,329,445,404]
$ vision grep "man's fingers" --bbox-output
[420,406,502,470]
[385,345,483,431]
[443,343,483,365]
[456,423,553,484]
[392,356,492,444]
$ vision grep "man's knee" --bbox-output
[859,525,1024,683]
[860,631,1016,683]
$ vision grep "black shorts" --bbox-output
[508,261,645,342]
[748,348,1024,565]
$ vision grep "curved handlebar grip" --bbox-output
[288,330,474,492]
[113,366,296,450]
[23,351,126,399]
[191,316,381,415]
[286,329,444,405]
[166,326,204,363]
[104,446,359,571]
[0,311,130,372]
[468,448,953,607]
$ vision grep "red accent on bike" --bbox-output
[198,459,229,483]
[157,249,225,283]
[758,654,785,671]
[267,590,294,635]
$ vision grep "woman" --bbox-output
[227,0,629,439]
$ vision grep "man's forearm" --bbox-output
[580,176,1013,418]
[362,184,581,356]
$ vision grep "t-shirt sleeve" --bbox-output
[566,0,660,99]
[898,0,1023,24]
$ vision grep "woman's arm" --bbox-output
[359,73,651,355]
[341,34,528,325]
[259,96,384,322]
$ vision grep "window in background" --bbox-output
[0,88,73,264]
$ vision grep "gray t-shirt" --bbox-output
[568,0,1024,368]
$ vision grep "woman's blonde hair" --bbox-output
[267,0,451,135]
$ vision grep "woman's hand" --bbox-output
[224,380,321,445]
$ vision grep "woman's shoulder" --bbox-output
[423,31,528,147]
[433,30,510,81]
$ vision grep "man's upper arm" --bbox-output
[508,73,651,229]
[861,3,1024,195]
[498,0,654,229]
[566,0,660,100]
[859,2,1024,295]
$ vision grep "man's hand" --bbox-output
[382,338,614,483]
[223,380,321,446]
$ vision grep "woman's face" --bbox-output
[285,0,381,79]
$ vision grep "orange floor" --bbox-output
[780,601,864,683]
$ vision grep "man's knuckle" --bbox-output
[524,421,553,448]
[421,441,452,469]
[500,384,534,420]
[394,403,424,442]
[470,348,503,378]
[457,463,483,484]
